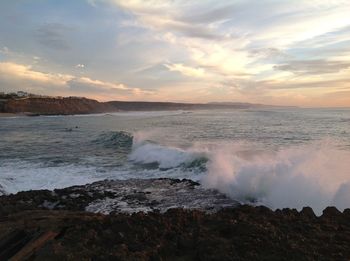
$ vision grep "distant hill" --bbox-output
[105,101,260,111]
[0,93,294,115]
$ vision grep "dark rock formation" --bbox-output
[0,99,6,112]
[1,178,350,260]
[1,206,350,260]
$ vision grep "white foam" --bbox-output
[0,161,105,194]
[0,160,201,195]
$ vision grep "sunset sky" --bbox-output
[0,0,350,107]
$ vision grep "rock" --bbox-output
[2,179,350,260]
[322,206,342,218]
[343,208,350,216]
[0,178,239,216]
[300,207,316,219]
[1,207,350,260]
[0,184,6,196]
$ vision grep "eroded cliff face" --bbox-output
[3,97,115,115]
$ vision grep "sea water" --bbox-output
[1,108,350,214]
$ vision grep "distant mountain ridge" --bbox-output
[0,93,294,115]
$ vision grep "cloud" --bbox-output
[158,19,226,40]
[274,60,350,75]
[179,4,236,24]
[249,48,290,59]
[114,0,229,41]
[34,23,72,50]
[293,25,350,49]
[264,78,350,90]
[0,62,72,86]
[69,76,128,92]
[164,63,205,78]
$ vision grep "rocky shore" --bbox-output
[0,179,239,215]
[1,179,350,260]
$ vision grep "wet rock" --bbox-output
[0,178,239,216]
[343,208,350,216]
[322,206,342,218]
[1,207,350,260]
[300,207,316,219]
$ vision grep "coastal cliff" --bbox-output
[2,97,115,115]
[0,93,293,116]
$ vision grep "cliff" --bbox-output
[1,95,290,116]
[2,97,115,115]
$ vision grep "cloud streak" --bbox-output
[274,60,350,75]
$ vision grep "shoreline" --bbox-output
[0,112,18,118]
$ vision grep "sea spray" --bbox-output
[202,139,350,215]
[131,132,350,214]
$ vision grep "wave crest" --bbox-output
[93,131,133,150]
[129,131,207,170]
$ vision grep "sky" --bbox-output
[0,0,350,107]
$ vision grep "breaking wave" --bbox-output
[129,142,206,169]
[102,131,350,214]
[202,140,350,215]
[126,132,350,214]
[128,131,207,170]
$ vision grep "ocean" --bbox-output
[1,108,350,214]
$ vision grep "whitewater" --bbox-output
[1,108,350,215]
